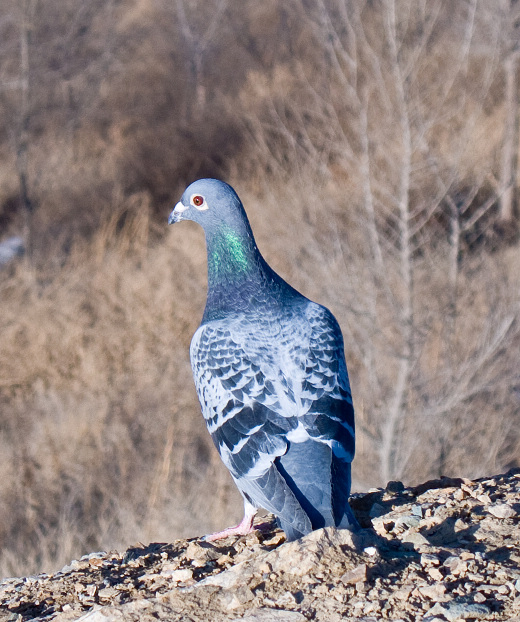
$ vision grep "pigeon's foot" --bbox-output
[203,513,256,542]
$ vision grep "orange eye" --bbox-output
[192,195,204,207]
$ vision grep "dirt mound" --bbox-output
[1,470,519,622]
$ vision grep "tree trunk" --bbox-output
[498,51,520,223]
[18,0,36,258]
[380,0,414,484]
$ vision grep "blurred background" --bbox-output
[0,0,519,577]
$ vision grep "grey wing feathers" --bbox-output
[190,322,295,479]
[300,304,355,461]
[190,301,356,538]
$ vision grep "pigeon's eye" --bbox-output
[191,195,206,209]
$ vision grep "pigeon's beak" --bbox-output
[168,201,187,225]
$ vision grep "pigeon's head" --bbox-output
[168,179,248,232]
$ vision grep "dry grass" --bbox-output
[0,211,243,577]
[0,0,519,577]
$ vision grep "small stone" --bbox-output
[475,584,495,593]
[81,551,106,562]
[74,607,124,621]
[86,584,97,597]
[163,567,193,582]
[89,558,104,568]
[362,600,378,614]
[395,515,421,529]
[234,610,306,622]
[443,556,467,576]
[98,586,118,600]
[223,595,243,611]
[221,586,255,610]
[371,517,394,536]
[386,480,405,493]
[428,567,444,581]
[275,591,298,606]
[427,601,490,621]
[488,503,516,519]
[392,585,413,600]
[369,503,386,518]
[333,589,345,603]
[58,560,82,574]
[314,584,329,596]
[341,563,367,585]
[355,581,368,593]
[160,562,181,573]
[412,504,424,517]
[191,557,207,568]
[418,583,447,600]
[258,561,272,574]
[185,542,202,558]
[401,531,429,547]
[421,553,440,566]
[461,484,474,496]
[262,533,285,546]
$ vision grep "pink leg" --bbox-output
[203,500,258,542]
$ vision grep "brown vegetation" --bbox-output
[0,0,519,577]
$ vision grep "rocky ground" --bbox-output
[1,469,519,622]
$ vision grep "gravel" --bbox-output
[1,468,519,622]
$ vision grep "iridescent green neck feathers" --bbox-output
[207,225,255,283]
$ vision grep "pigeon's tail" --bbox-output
[235,464,313,541]
[275,440,334,530]
[274,439,358,539]
[331,455,360,531]
[275,517,307,541]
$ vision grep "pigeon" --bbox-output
[168,178,357,541]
